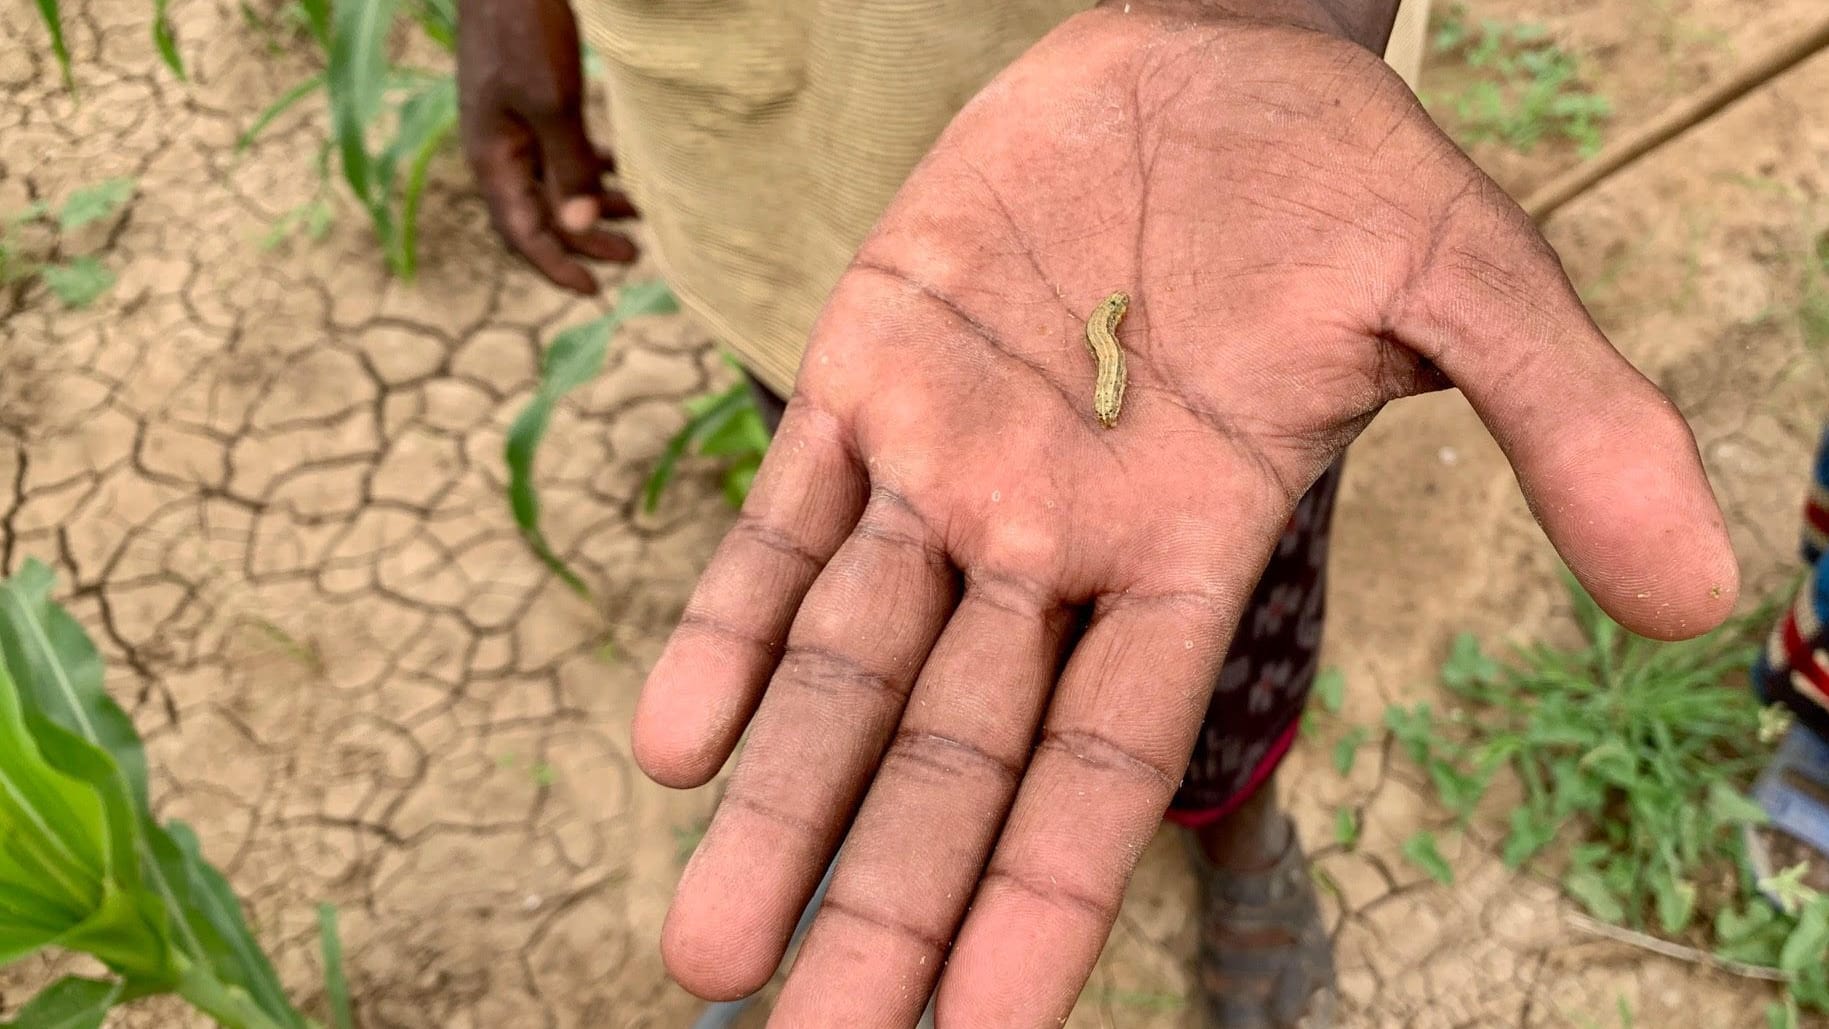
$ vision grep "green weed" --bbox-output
[505,281,681,594]
[1428,4,1610,155]
[1369,569,1829,1011]
[0,559,349,1029]
[3,178,137,308]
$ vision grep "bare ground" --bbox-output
[1,0,1826,1025]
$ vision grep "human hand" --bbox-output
[638,4,1739,1024]
[457,0,635,294]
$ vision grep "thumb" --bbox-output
[1393,177,1738,640]
[532,112,607,234]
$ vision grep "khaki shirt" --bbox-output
[577,1,1431,396]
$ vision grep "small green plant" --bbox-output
[1376,570,1829,1012]
[1429,4,1611,155]
[30,0,185,92]
[641,369,771,515]
[0,560,349,1028]
[2,178,137,308]
[239,0,459,276]
[505,281,682,593]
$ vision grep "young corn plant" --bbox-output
[30,0,186,92]
[240,0,460,277]
[1375,570,1829,1017]
[505,281,682,594]
[639,363,770,515]
[504,281,772,595]
[1428,4,1611,156]
[2,178,138,309]
[0,561,352,1029]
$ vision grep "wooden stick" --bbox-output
[1524,14,1829,222]
[1563,911,1791,983]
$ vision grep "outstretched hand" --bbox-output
[638,5,1738,1024]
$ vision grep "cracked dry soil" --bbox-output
[2,0,1827,1025]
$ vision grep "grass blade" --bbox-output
[506,282,680,592]
[318,905,354,1029]
[239,73,327,152]
[33,0,74,93]
[0,976,123,1029]
[151,0,185,79]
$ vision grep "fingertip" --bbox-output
[661,898,778,1001]
[1573,529,1740,642]
[563,228,639,264]
[557,194,599,234]
[542,256,600,295]
[632,649,742,788]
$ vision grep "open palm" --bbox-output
[636,8,1737,1026]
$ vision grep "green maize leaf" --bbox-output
[642,384,750,514]
[0,563,296,1018]
[722,453,762,509]
[318,905,354,1029]
[152,822,305,1028]
[507,281,680,592]
[40,259,114,309]
[298,0,330,50]
[152,0,185,79]
[56,179,136,234]
[34,0,74,93]
[0,560,150,813]
[378,77,458,277]
[327,0,400,214]
[0,665,169,981]
[238,73,327,152]
[0,975,122,1029]
[694,398,768,459]
[413,0,457,50]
